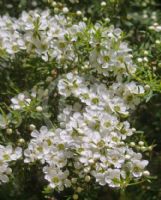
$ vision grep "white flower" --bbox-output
[11,93,31,110]
[43,165,71,190]
[105,169,121,187]
[0,145,22,183]
[132,160,149,177]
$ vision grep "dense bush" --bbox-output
[0,0,161,200]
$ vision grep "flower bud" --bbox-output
[155,40,161,44]
[144,50,149,55]
[132,128,136,132]
[137,58,143,63]
[73,194,78,200]
[84,167,90,173]
[143,170,150,176]
[18,138,25,144]
[54,7,59,13]
[105,18,110,22]
[144,84,150,91]
[85,175,91,182]
[51,1,57,6]
[83,17,87,22]
[29,124,36,131]
[138,141,144,146]
[140,146,146,152]
[63,7,69,14]
[6,128,12,135]
[101,1,107,7]
[36,106,43,112]
[130,142,135,147]
[76,11,82,16]
[143,57,148,62]
[77,187,83,193]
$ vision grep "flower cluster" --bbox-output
[0,8,149,197]
[0,9,85,62]
[0,145,22,183]
[24,126,72,190]
[0,9,136,80]
[24,69,148,191]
